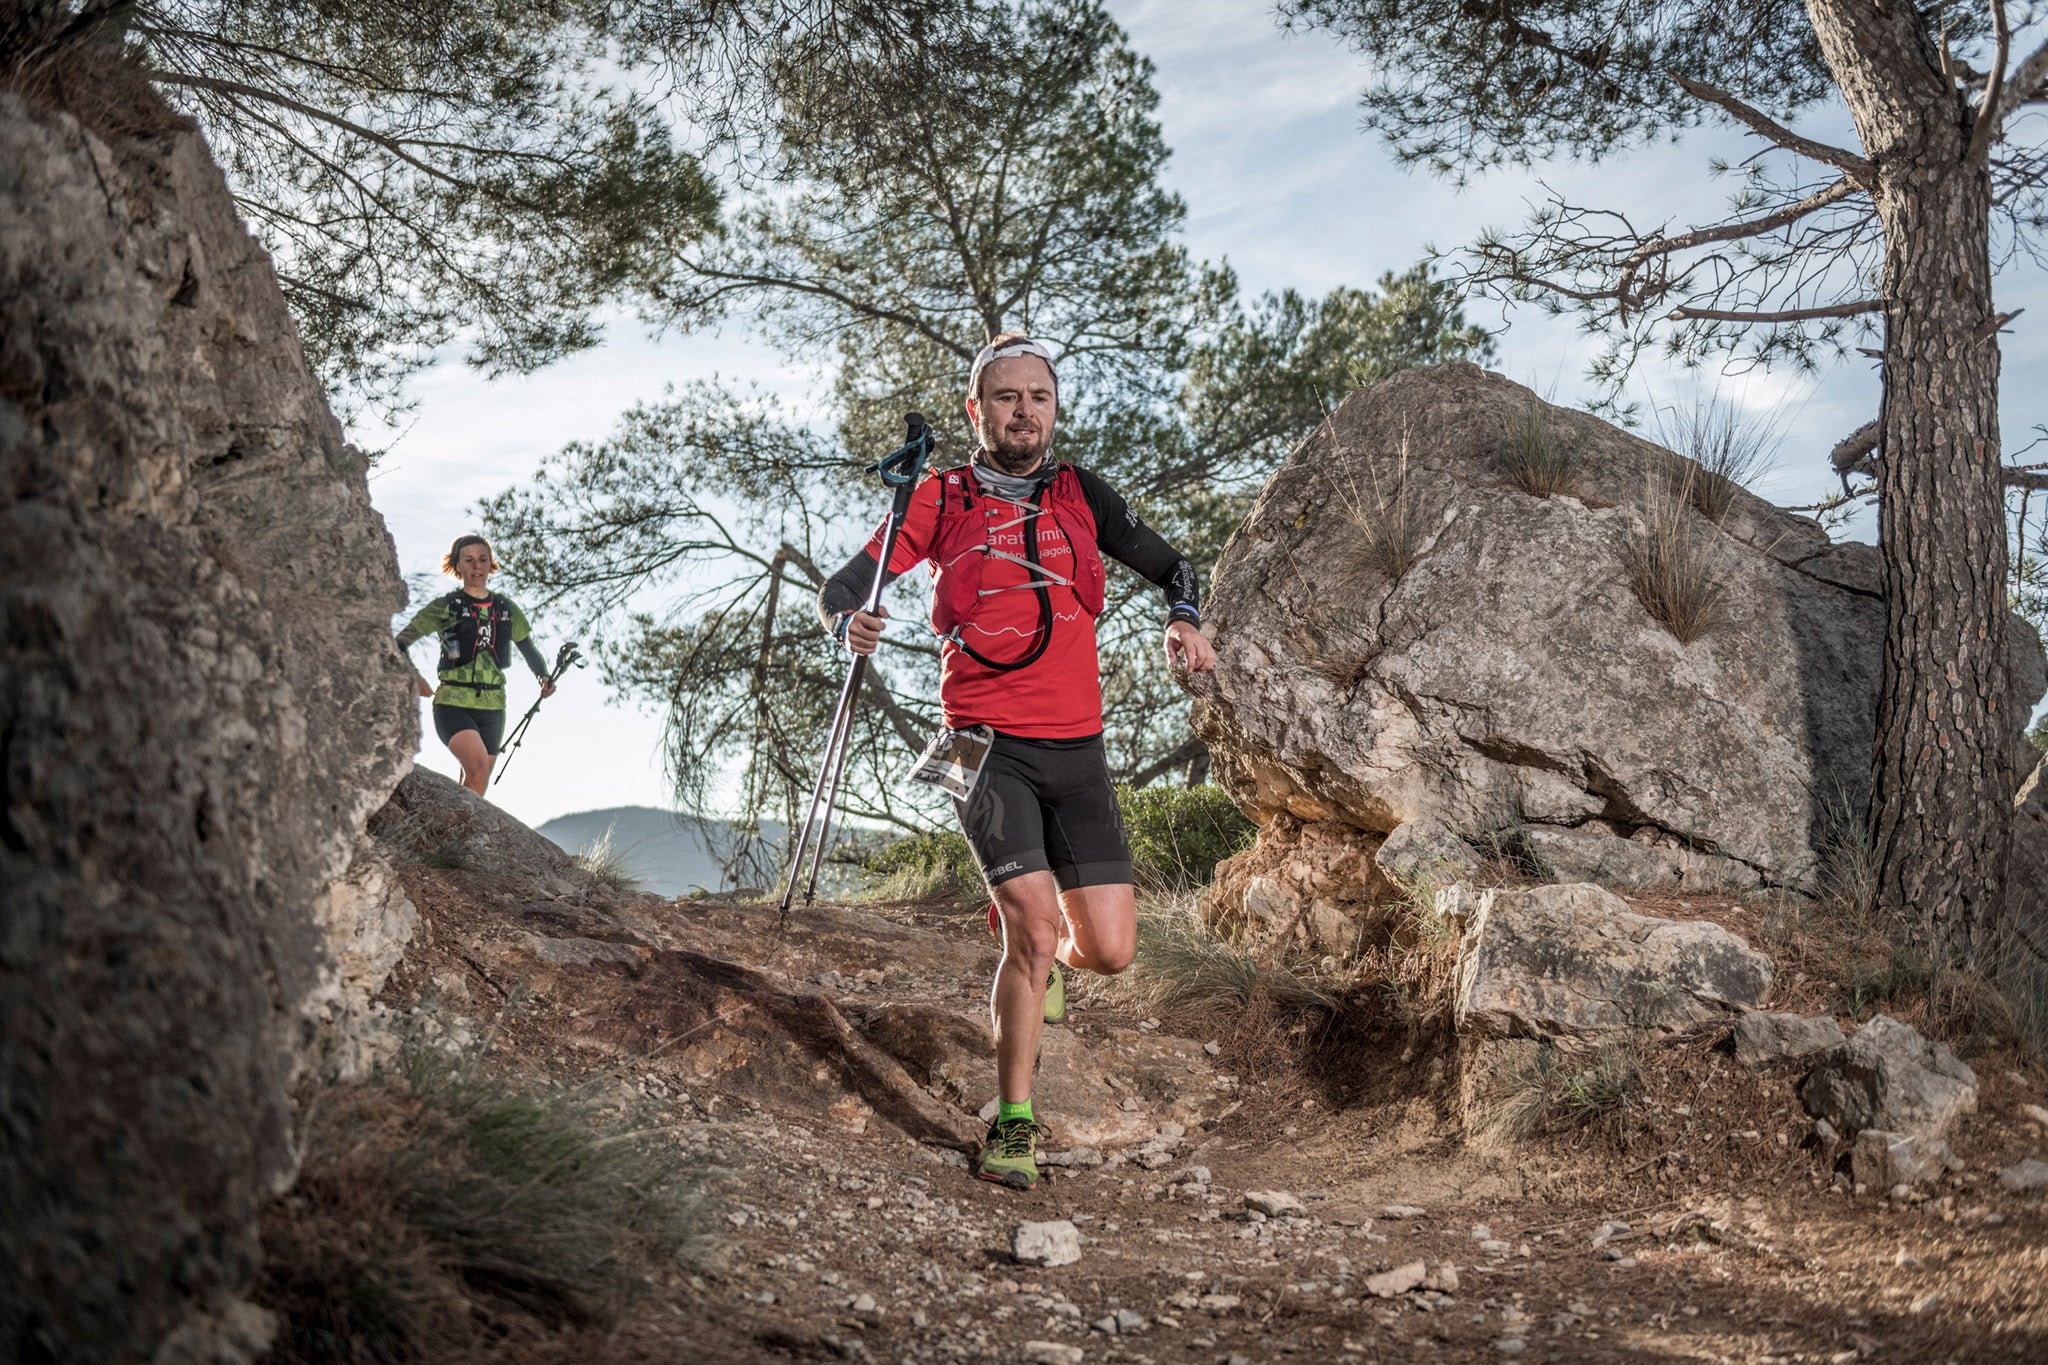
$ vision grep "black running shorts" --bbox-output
[954,732,1133,890]
[432,703,507,756]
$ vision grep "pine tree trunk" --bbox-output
[1807,1,2013,959]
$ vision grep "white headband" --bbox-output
[967,337,1058,404]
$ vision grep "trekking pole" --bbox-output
[778,413,935,920]
[493,639,584,786]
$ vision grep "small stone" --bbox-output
[1119,1096,1142,1111]
[1381,1204,1427,1220]
[1997,1158,2048,1193]
[1021,1343,1084,1365]
[1480,1239,1512,1256]
[1909,1292,1942,1314]
[2020,1102,2048,1128]
[849,1293,878,1314]
[1493,1340,1526,1356]
[1198,1293,1241,1313]
[1134,1147,1177,1171]
[1422,1264,1460,1293]
[1814,1118,1840,1143]
[1245,1190,1307,1217]
[1114,1309,1146,1333]
[1365,1261,1428,1298]
[1469,1223,1492,1240]
[1204,1041,1222,1055]
[1589,1220,1630,1248]
[1186,1165,1212,1184]
[1091,1315,1118,1335]
[1013,1220,1083,1267]
[1157,1121,1186,1142]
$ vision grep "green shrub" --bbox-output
[859,827,981,900]
[1119,782,1256,893]
[2028,711,2048,754]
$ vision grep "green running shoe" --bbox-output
[1043,961,1066,1024]
[976,1116,1050,1190]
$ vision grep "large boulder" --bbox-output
[1189,362,2047,899]
[0,86,414,1363]
[1799,1014,1978,1144]
[1452,882,1773,1040]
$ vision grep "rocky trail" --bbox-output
[357,773,2048,1365]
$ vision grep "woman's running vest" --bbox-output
[437,591,515,674]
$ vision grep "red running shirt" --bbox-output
[863,471,1105,738]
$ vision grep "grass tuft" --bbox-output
[1500,405,1578,497]
[1627,465,1734,643]
[1103,892,1338,1027]
[1334,444,1427,581]
[571,822,645,892]
[1472,1039,1645,1149]
[259,1038,708,1362]
[1650,395,1781,523]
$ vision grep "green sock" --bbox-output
[998,1098,1034,1125]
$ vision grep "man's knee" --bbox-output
[998,913,1060,971]
[1090,941,1135,976]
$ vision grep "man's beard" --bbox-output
[980,423,1050,474]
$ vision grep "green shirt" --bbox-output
[396,593,544,711]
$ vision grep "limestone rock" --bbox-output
[1365,1261,1429,1297]
[1453,883,1773,1039]
[1731,1012,1845,1067]
[0,90,412,1361]
[1206,816,1397,946]
[1997,1158,2048,1193]
[1518,824,1759,893]
[1187,362,2047,895]
[1012,1219,1083,1267]
[1375,818,1477,887]
[1799,1015,1978,1143]
[1244,1190,1306,1217]
[1849,1129,1955,1189]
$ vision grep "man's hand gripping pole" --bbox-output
[778,413,934,921]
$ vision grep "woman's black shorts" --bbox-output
[432,703,506,756]
[954,731,1132,891]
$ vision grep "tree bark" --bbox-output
[1806,0,2014,960]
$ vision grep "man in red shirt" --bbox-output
[819,334,1216,1189]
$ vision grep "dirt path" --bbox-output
[377,870,2048,1364]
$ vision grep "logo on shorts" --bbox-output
[990,860,1024,876]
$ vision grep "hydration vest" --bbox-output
[927,464,1105,672]
[438,591,514,676]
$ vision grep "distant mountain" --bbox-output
[535,806,786,898]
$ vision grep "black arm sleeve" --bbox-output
[816,550,903,631]
[1074,466,1201,625]
[517,637,548,676]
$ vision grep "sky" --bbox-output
[362,1,2048,833]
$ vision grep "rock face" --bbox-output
[1452,883,1773,1040]
[0,90,413,1363]
[1731,1012,1846,1067]
[1190,362,2047,903]
[1799,1015,1978,1144]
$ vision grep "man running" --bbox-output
[818,334,1216,1189]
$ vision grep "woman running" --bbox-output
[395,534,556,795]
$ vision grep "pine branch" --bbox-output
[1667,299,1881,324]
[1668,73,1874,185]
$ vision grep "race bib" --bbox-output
[906,724,996,802]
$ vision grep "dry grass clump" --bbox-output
[1627,464,1735,643]
[259,1040,708,1363]
[1095,894,1338,1051]
[1650,396,1781,523]
[570,822,645,892]
[1471,1038,1647,1150]
[1500,405,1579,497]
[1333,445,1427,582]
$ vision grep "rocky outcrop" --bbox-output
[1731,1011,1845,1067]
[1800,1014,1978,1146]
[1189,362,2048,909]
[1449,883,1773,1040]
[0,87,413,1364]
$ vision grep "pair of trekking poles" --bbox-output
[778,413,936,919]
